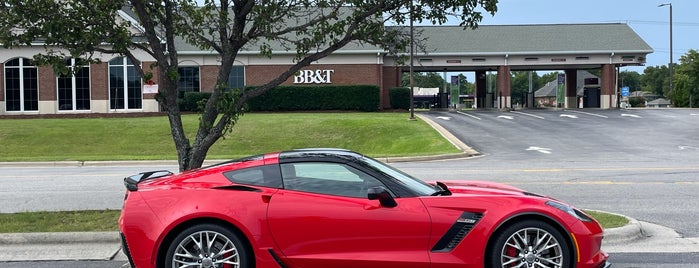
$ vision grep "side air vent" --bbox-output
[431,212,483,252]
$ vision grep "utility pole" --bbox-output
[658,3,673,95]
[408,0,415,120]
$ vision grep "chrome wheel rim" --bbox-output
[500,227,563,268]
[172,230,240,268]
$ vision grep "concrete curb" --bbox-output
[602,216,646,244]
[415,113,480,156]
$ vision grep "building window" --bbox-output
[177,66,199,97]
[4,58,38,112]
[109,57,142,110]
[227,65,245,90]
[57,58,90,111]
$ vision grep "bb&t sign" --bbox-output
[293,69,335,84]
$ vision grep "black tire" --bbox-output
[487,220,571,268]
[165,223,249,268]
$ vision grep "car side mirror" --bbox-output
[367,186,397,208]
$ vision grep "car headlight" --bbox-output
[546,200,593,222]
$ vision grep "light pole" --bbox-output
[658,3,673,95]
[408,0,415,120]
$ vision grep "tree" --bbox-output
[618,71,641,92]
[401,72,446,88]
[456,74,474,95]
[539,71,560,85]
[671,49,699,107]
[1,0,498,171]
[640,65,669,97]
[510,71,542,106]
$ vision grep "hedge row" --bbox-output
[389,87,411,110]
[179,85,381,112]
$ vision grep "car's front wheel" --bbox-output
[165,224,248,268]
[487,220,571,268]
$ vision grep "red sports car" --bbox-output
[119,148,610,268]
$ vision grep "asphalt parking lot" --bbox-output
[407,108,699,237]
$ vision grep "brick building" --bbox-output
[0,14,652,116]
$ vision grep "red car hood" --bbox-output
[427,180,540,197]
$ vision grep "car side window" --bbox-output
[280,162,384,198]
[223,165,282,188]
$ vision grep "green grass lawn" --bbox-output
[0,210,120,233]
[0,112,460,161]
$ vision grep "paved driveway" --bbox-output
[400,109,699,237]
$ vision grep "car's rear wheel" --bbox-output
[487,220,571,268]
[165,224,248,268]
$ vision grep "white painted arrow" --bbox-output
[526,146,553,154]
[498,115,514,120]
[436,116,451,121]
[679,146,699,150]
[621,114,642,118]
[560,114,578,119]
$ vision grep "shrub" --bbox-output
[628,96,645,107]
[248,85,379,111]
[179,92,212,112]
[389,87,411,110]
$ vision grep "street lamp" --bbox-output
[658,3,673,95]
[408,0,415,120]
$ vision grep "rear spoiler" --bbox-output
[124,170,173,191]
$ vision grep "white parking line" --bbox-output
[498,115,514,120]
[456,111,482,120]
[525,146,553,154]
[621,113,642,118]
[564,110,609,118]
[512,111,545,119]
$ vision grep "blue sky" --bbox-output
[473,0,699,73]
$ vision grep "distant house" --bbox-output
[534,70,599,107]
[646,98,672,108]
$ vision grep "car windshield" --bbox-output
[360,156,438,196]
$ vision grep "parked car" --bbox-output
[119,148,609,268]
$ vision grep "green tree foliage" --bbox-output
[671,49,699,107]
[401,72,446,88]
[0,0,498,171]
[640,65,670,97]
[539,71,560,85]
[619,71,641,92]
[510,71,542,106]
[456,74,474,95]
